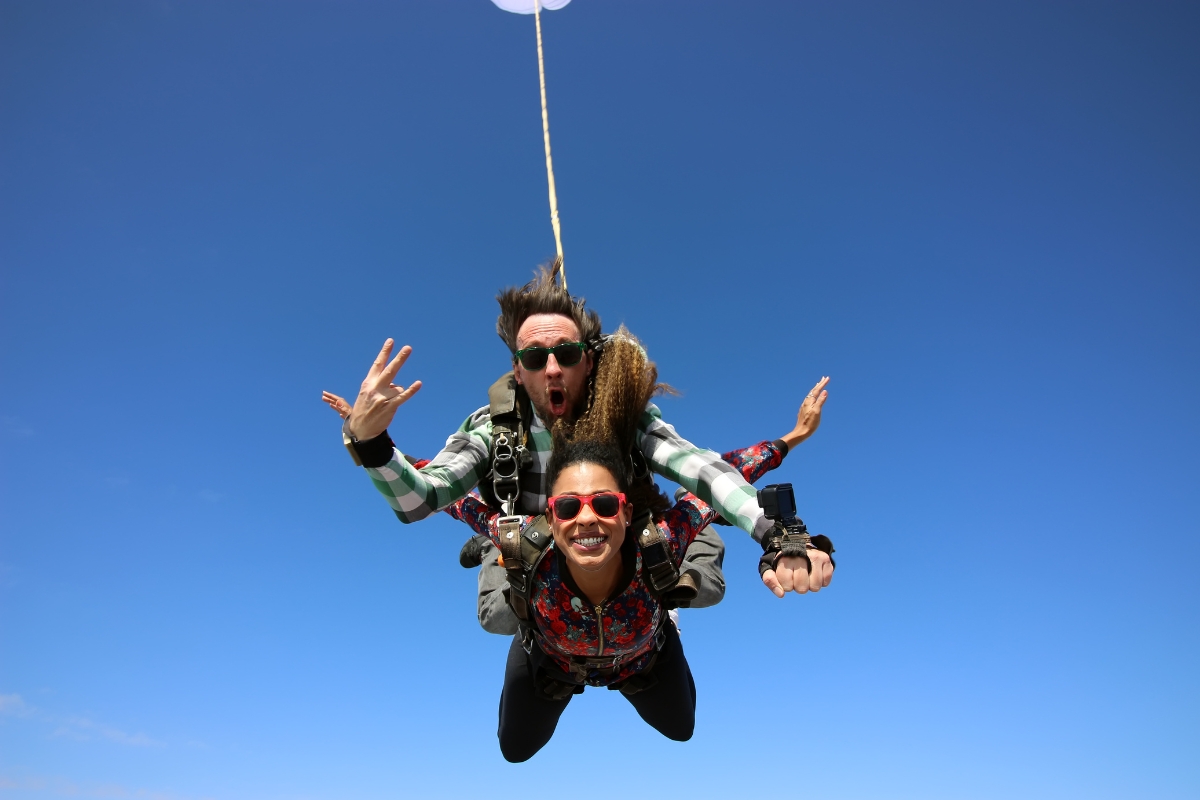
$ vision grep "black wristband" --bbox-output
[773,438,790,458]
[355,431,396,468]
[345,420,397,469]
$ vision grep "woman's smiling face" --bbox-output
[547,461,631,575]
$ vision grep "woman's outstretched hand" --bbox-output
[322,391,353,419]
[780,377,829,450]
[761,550,834,597]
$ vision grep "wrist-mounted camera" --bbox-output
[756,483,835,578]
[757,483,812,577]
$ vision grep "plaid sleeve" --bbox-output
[637,403,774,542]
[365,406,493,523]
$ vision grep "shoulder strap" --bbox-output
[488,371,520,417]
[499,514,554,623]
[485,371,534,515]
[633,509,698,606]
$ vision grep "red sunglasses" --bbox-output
[547,492,627,521]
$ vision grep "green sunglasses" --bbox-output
[513,341,587,371]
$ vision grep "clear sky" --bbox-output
[1,1,1198,798]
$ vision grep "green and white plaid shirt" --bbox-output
[366,402,774,541]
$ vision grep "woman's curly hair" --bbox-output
[549,326,676,521]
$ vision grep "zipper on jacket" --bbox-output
[595,604,605,656]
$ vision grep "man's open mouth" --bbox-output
[548,389,567,416]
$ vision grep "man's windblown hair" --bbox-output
[496,257,602,354]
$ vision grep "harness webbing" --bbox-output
[484,372,534,516]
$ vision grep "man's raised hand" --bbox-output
[347,339,423,441]
[760,551,834,598]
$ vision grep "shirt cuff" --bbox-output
[752,513,774,543]
[772,438,790,458]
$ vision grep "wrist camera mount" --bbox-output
[756,483,814,577]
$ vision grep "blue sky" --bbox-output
[1,1,1197,798]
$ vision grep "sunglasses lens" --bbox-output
[518,349,549,370]
[552,497,582,519]
[591,494,620,517]
[517,343,584,371]
[551,343,584,367]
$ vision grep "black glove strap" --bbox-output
[758,519,824,577]
[809,534,836,570]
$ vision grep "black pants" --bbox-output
[497,624,697,762]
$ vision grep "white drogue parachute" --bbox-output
[490,0,571,14]
[489,0,573,289]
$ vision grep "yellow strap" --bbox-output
[534,0,566,291]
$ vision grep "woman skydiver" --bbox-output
[458,432,820,760]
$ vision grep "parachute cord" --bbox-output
[534,0,566,291]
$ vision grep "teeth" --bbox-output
[575,536,605,547]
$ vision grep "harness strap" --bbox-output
[499,514,554,624]
[633,511,677,595]
[486,372,533,516]
[633,510,698,606]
